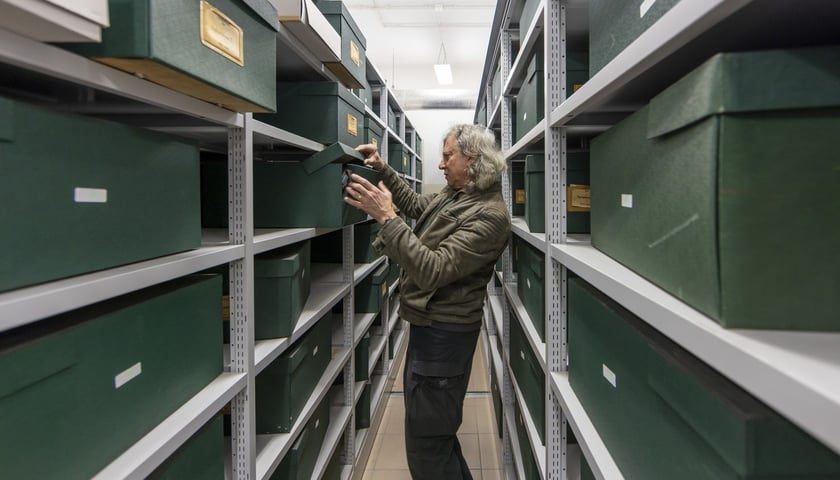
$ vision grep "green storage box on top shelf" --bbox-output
[271,395,331,480]
[356,330,371,381]
[515,50,544,143]
[515,238,544,341]
[151,416,224,480]
[0,96,200,293]
[256,312,332,433]
[255,81,365,146]
[514,395,542,480]
[568,277,840,479]
[355,262,389,314]
[62,0,278,112]
[388,142,409,175]
[591,46,840,330]
[312,0,367,89]
[524,153,590,234]
[509,308,545,444]
[255,240,311,339]
[511,161,525,216]
[356,382,372,429]
[589,0,678,77]
[364,116,383,151]
[0,275,222,479]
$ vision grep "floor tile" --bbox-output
[458,433,482,469]
[481,469,504,480]
[368,469,413,480]
[479,433,502,469]
[372,433,408,470]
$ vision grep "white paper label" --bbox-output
[523,112,528,121]
[602,364,617,388]
[520,350,525,360]
[74,187,108,203]
[527,278,531,289]
[115,362,142,389]
[313,345,319,357]
[621,194,633,208]
[640,0,656,17]
[315,419,320,429]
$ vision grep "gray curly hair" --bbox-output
[444,124,506,192]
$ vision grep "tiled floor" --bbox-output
[362,332,505,479]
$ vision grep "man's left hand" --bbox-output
[344,173,397,225]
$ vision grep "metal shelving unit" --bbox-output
[477,0,840,478]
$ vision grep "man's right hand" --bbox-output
[356,143,386,171]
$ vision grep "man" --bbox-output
[345,124,511,479]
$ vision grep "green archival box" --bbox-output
[0,275,223,479]
[0,96,200,293]
[355,382,372,429]
[364,116,383,151]
[355,263,389,313]
[312,0,367,89]
[62,0,278,112]
[591,46,840,330]
[354,220,383,263]
[150,416,224,480]
[256,81,365,146]
[509,309,545,444]
[515,50,544,143]
[272,395,331,479]
[568,277,840,479]
[388,142,409,174]
[255,240,311,339]
[516,238,545,341]
[256,313,332,433]
[588,0,678,77]
[511,161,525,216]
[524,153,590,234]
[355,330,371,381]
[514,396,542,479]
[490,358,503,439]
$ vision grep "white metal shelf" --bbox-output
[502,0,545,97]
[0,244,244,333]
[313,257,387,286]
[353,312,378,346]
[505,119,547,160]
[368,333,388,380]
[504,399,530,480]
[251,119,325,152]
[94,372,247,480]
[313,404,353,480]
[253,227,340,254]
[552,240,840,454]
[550,372,624,480]
[503,281,547,372]
[511,217,547,252]
[255,346,351,480]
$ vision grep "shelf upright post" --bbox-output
[545,0,571,477]
[499,15,516,478]
[228,113,257,479]
[342,225,356,468]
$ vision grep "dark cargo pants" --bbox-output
[404,323,481,480]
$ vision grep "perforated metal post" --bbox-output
[342,225,356,467]
[228,114,256,480]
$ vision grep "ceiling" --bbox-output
[341,0,497,101]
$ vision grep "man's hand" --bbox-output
[344,173,397,224]
[356,143,386,171]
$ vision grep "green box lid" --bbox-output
[276,81,365,112]
[525,154,544,173]
[312,0,367,47]
[364,116,383,136]
[255,242,306,277]
[370,262,389,282]
[648,46,840,139]
[303,142,365,174]
[243,0,280,31]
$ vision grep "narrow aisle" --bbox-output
[362,331,505,479]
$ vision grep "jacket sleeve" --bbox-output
[373,205,510,291]
[380,165,435,219]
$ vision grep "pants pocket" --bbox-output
[407,371,465,437]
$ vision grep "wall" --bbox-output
[403,108,475,194]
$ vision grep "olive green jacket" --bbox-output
[372,165,511,326]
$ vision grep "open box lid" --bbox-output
[302,142,365,174]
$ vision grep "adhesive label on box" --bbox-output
[520,350,525,360]
[313,345,319,357]
[567,184,591,212]
[527,278,531,290]
[200,0,245,66]
[602,364,617,387]
[347,114,358,136]
[115,362,142,389]
[371,138,378,149]
[515,189,525,204]
[74,187,107,203]
[640,0,657,17]
[621,194,633,208]
[350,40,361,66]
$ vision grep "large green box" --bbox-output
[272,395,331,480]
[255,240,311,339]
[356,330,371,381]
[580,454,595,480]
[524,153,590,234]
[256,81,365,146]
[256,313,332,433]
[567,50,590,96]
[0,275,222,479]
[312,0,367,89]
[490,357,503,439]
[515,239,544,342]
[514,396,541,480]
[515,50,544,143]
[509,308,544,444]
[511,161,525,216]
[591,46,840,330]
[63,0,278,112]
[354,220,383,263]
[524,155,543,232]
[589,0,678,77]
[388,142,409,174]
[355,263,389,313]
[150,416,224,480]
[0,96,200,293]
[355,382,372,429]
[569,277,840,479]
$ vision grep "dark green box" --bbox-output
[589,0,678,77]
[569,277,840,479]
[0,275,222,479]
[356,330,371,381]
[322,438,344,480]
[256,82,365,146]
[519,0,540,37]
[567,50,590,95]
[63,0,278,112]
[388,106,398,133]
[272,395,331,480]
[511,161,525,216]
[355,382,372,429]
[416,135,423,156]
[355,263,389,313]
[415,158,423,181]
[0,96,200,293]
[313,0,367,89]
[580,454,595,480]
[509,308,544,444]
[490,357,504,439]
[515,239,544,342]
[515,50,544,143]
[364,116,383,151]
[524,155,544,232]
[255,241,311,340]
[354,221,383,263]
[388,143,409,174]
[514,396,541,480]
[386,261,400,287]
[150,416,224,480]
[591,46,840,330]
[256,314,332,433]
[524,153,590,234]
